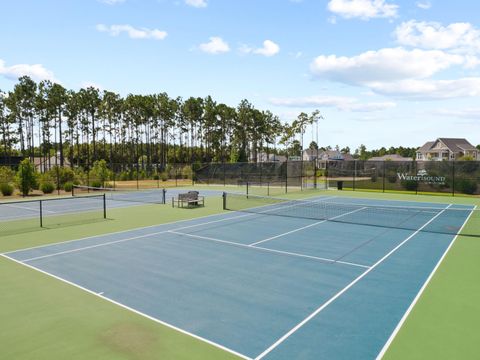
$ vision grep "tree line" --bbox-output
[0,76,323,171]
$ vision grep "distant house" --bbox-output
[302,149,353,162]
[251,152,286,163]
[33,153,71,171]
[368,154,413,162]
[416,138,478,161]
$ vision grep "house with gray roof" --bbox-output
[416,138,478,161]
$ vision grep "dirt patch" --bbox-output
[99,322,160,360]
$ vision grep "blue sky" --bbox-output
[1,0,479,150]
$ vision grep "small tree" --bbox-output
[16,159,37,196]
[89,159,111,187]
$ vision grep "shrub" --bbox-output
[0,166,15,184]
[15,159,37,196]
[161,172,168,181]
[40,182,55,194]
[386,171,397,183]
[89,160,112,187]
[63,182,73,192]
[90,180,103,188]
[0,183,14,196]
[48,166,75,188]
[182,165,193,179]
[119,171,130,181]
[153,174,160,180]
[401,180,418,191]
[456,178,478,195]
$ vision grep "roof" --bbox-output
[318,150,353,161]
[417,141,435,153]
[368,154,413,161]
[438,138,477,152]
[303,148,319,156]
[417,138,478,153]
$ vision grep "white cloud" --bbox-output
[96,24,168,40]
[199,37,230,54]
[368,78,480,100]
[240,40,280,57]
[327,0,398,20]
[185,0,207,8]
[98,0,125,4]
[0,59,58,82]
[253,40,280,57]
[269,95,396,112]
[310,47,465,85]
[395,20,480,53]
[416,1,431,9]
[433,107,480,119]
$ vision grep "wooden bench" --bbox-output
[172,191,205,208]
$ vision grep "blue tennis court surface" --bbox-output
[0,188,225,223]
[3,195,474,359]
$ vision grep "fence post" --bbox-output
[39,200,43,227]
[223,162,226,186]
[103,194,107,219]
[382,161,386,193]
[452,161,455,196]
[136,163,139,189]
[56,166,60,195]
[414,161,418,195]
[314,160,317,190]
[222,192,226,210]
[325,161,329,189]
[285,159,288,194]
[353,160,356,191]
[246,181,249,198]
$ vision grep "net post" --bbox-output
[39,200,43,227]
[222,192,226,210]
[103,193,107,219]
[162,188,166,204]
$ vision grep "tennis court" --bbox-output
[2,194,475,359]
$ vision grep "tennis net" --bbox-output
[223,192,479,237]
[73,185,166,204]
[0,194,106,236]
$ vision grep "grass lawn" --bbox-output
[1,187,479,359]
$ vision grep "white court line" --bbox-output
[5,195,336,259]
[2,203,57,214]
[249,206,368,247]
[18,198,333,262]
[0,253,252,360]
[375,204,477,359]
[168,230,370,269]
[254,204,453,360]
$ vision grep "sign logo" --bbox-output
[397,169,446,185]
